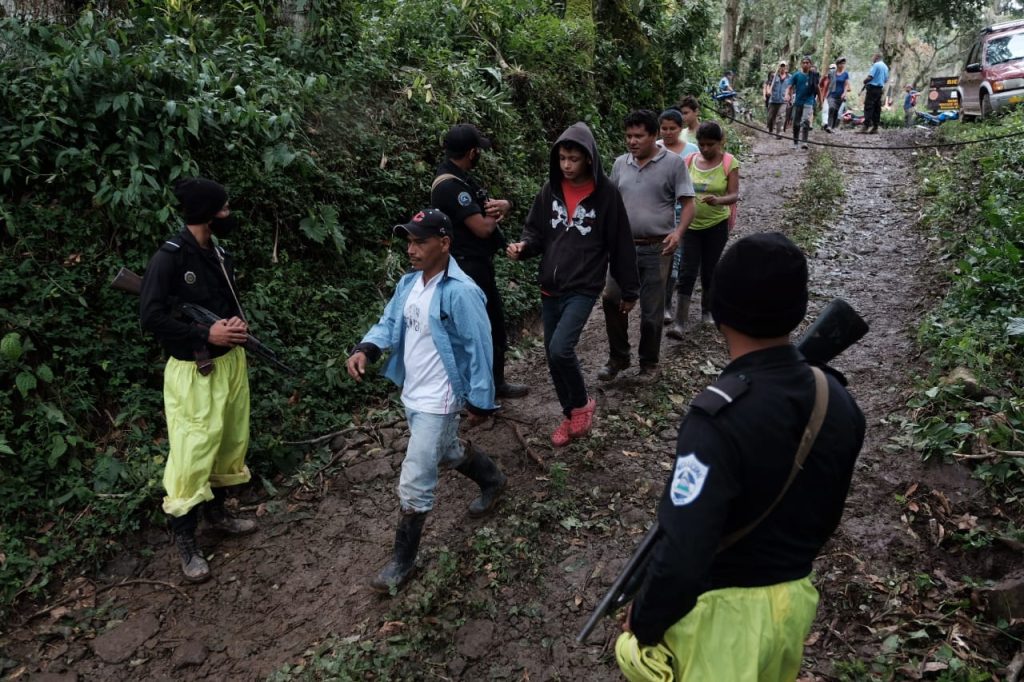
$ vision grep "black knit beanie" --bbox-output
[710,232,808,338]
[173,178,228,225]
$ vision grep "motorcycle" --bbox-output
[711,89,753,123]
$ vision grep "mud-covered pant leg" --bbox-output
[635,244,673,367]
[766,103,782,133]
[397,409,463,513]
[162,346,252,517]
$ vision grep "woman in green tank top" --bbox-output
[666,121,740,339]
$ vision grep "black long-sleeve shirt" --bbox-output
[630,345,865,645]
[138,229,242,361]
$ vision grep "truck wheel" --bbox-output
[981,92,993,119]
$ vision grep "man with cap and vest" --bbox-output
[139,178,258,583]
[430,123,528,399]
[615,232,865,681]
[347,208,507,592]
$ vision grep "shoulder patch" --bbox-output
[690,374,750,417]
[457,191,473,207]
[669,453,709,506]
[159,237,182,253]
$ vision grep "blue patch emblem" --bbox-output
[669,453,709,507]
[457,191,473,207]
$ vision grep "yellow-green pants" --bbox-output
[616,577,819,682]
[162,346,251,517]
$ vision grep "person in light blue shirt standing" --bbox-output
[786,56,819,149]
[859,52,889,134]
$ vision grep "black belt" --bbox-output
[633,236,666,245]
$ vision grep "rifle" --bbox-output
[111,267,298,376]
[575,298,868,644]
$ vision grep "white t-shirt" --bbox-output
[401,271,456,414]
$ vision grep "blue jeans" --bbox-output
[398,408,467,513]
[542,294,597,416]
[602,243,673,367]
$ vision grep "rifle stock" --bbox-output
[575,298,869,644]
[111,267,143,296]
[112,267,297,375]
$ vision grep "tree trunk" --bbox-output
[720,0,741,69]
[820,0,841,67]
[789,10,802,63]
[881,0,912,104]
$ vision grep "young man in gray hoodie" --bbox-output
[507,123,640,447]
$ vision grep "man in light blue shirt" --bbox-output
[859,52,889,134]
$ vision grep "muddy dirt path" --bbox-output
[3,128,965,681]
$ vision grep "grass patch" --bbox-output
[781,147,845,249]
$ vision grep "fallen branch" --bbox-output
[282,426,359,447]
[510,422,546,469]
[1006,648,1024,682]
[951,452,996,461]
[97,578,192,603]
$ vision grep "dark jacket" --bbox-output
[518,123,639,300]
[139,229,243,361]
[630,346,865,645]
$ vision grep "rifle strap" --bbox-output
[717,366,829,552]
[430,173,465,193]
[213,246,248,325]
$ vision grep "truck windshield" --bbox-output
[986,32,1024,66]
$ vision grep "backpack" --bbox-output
[685,152,737,231]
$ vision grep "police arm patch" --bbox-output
[457,191,473,207]
[670,452,709,506]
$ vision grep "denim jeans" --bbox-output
[398,408,467,513]
[676,220,729,314]
[542,294,597,416]
[602,243,673,367]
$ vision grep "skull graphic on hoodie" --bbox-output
[550,200,595,236]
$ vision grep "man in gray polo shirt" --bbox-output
[599,109,695,380]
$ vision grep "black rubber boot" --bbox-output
[203,487,257,535]
[371,512,428,593]
[666,298,691,340]
[455,447,508,517]
[168,507,210,583]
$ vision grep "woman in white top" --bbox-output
[657,108,699,320]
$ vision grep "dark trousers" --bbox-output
[676,220,729,313]
[454,255,507,385]
[766,103,784,134]
[602,243,673,367]
[864,85,883,129]
[542,294,597,416]
[792,104,812,143]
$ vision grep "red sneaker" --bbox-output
[551,419,573,447]
[568,397,596,438]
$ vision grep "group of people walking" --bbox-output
[761,51,892,145]
[140,105,864,679]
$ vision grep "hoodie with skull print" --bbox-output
[518,122,640,301]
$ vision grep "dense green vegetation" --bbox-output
[910,110,1024,540]
[0,0,714,614]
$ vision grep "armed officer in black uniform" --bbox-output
[616,232,866,681]
[139,178,258,583]
[431,124,528,399]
